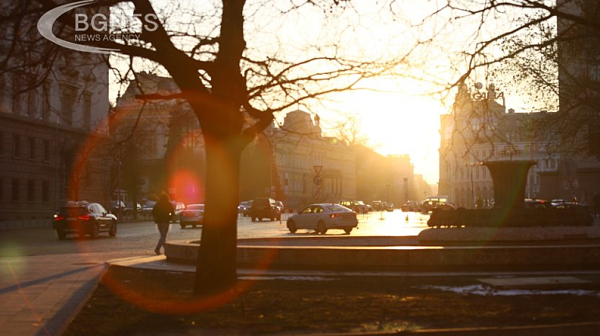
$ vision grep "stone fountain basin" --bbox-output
[164,234,600,272]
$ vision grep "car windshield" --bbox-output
[326,204,351,212]
[187,204,204,210]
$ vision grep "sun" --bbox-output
[322,82,445,184]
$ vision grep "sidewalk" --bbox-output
[0,250,146,336]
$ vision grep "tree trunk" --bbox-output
[194,135,242,295]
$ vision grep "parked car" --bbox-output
[141,201,156,217]
[123,202,142,216]
[275,201,285,213]
[238,200,252,216]
[249,197,281,222]
[371,200,393,212]
[551,199,566,207]
[401,201,419,212]
[180,204,205,229]
[340,200,370,213]
[110,200,125,214]
[170,201,185,221]
[53,201,117,240]
[286,203,358,234]
[524,198,550,208]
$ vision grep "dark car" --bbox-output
[141,201,156,217]
[238,200,252,216]
[123,201,142,216]
[110,200,125,214]
[249,197,281,222]
[53,201,117,240]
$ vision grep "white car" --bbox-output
[286,203,358,234]
[179,204,204,229]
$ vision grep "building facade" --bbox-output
[262,110,357,209]
[439,84,561,208]
[555,0,600,203]
[0,51,110,229]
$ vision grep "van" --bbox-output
[249,197,281,222]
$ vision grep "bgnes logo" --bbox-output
[37,0,159,54]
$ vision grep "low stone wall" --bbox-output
[164,237,600,272]
[0,219,52,231]
[418,226,600,245]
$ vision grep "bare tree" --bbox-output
[413,0,600,157]
[1,0,409,297]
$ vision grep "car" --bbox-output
[401,200,420,212]
[53,201,117,240]
[123,201,142,216]
[180,204,205,229]
[170,201,186,221]
[340,200,370,213]
[249,197,281,222]
[524,198,550,208]
[110,200,125,214]
[238,200,252,216]
[141,201,156,217]
[275,201,285,213]
[286,203,358,234]
[551,199,566,207]
[371,200,393,212]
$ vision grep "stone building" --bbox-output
[112,72,204,205]
[0,51,110,229]
[438,84,561,207]
[245,110,357,209]
[554,0,600,203]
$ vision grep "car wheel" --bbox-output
[180,223,186,229]
[270,216,274,221]
[287,220,297,233]
[109,221,117,237]
[192,224,197,228]
[344,227,353,234]
[317,221,327,234]
[90,223,99,238]
[78,230,85,239]
[56,229,66,240]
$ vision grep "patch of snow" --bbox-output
[419,285,600,297]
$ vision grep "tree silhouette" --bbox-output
[1,0,408,297]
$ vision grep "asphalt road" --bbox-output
[0,210,430,259]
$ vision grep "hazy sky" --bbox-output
[109,0,540,185]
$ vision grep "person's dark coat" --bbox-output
[152,197,174,224]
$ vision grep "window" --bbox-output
[12,178,19,202]
[60,85,77,126]
[13,135,21,158]
[42,181,49,203]
[42,80,51,121]
[83,93,92,130]
[27,179,35,202]
[0,74,5,110]
[12,74,22,115]
[28,137,35,160]
[27,76,37,118]
[43,140,50,162]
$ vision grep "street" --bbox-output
[0,210,430,260]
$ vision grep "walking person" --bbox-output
[152,192,174,255]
